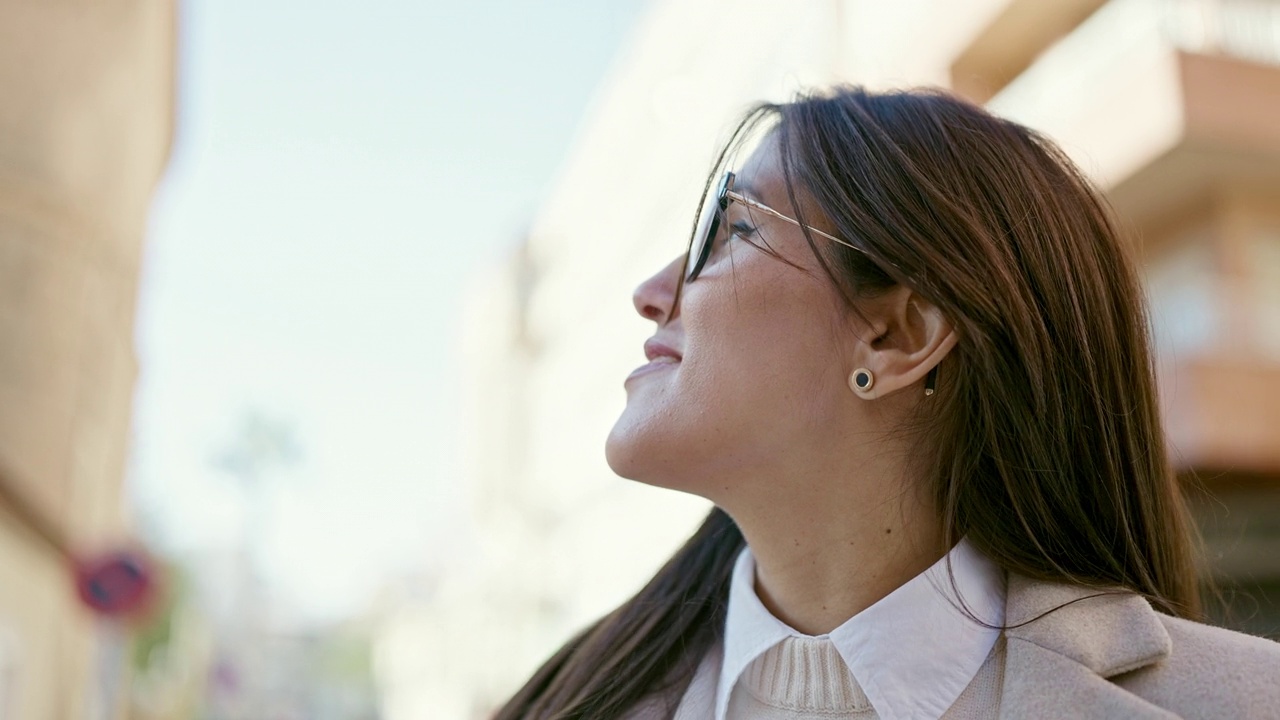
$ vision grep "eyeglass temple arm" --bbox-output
[725,191,857,250]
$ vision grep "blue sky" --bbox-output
[130,0,648,622]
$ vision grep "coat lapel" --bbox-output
[999,573,1176,719]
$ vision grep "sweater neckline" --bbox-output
[739,635,872,712]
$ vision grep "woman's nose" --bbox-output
[632,255,683,324]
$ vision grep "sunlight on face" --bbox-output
[605,137,865,502]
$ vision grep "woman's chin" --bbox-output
[604,423,644,480]
[606,423,677,487]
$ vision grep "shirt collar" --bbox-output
[718,537,1006,720]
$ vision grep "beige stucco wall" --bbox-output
[0,2,174,718]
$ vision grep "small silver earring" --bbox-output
[849,368,874,394]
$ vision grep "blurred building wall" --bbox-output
[0,3,174,719]
[384,0,1280,715]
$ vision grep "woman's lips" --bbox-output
[627,341,681,384]
[643,338,682,362]
[625,355,679,383]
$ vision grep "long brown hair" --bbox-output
[496,86,1203,719]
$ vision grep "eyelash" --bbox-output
[729,221,757,239]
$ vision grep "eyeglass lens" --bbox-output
[687,172,733,282]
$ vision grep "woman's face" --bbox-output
[606,139,868,499]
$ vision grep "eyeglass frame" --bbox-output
[686,170,864,282]
[681,171,939,394]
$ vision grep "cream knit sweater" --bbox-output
[725,635,1007,719]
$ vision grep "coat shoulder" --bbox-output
[1115,615,1280,717]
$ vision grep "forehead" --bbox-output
[731,133,825,228]
[734,135,786,201]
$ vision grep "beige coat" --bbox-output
[633,573,1280,719]
[995,573,1280,718]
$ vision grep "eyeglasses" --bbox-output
[681,171,939,394]
[686,171,861,282]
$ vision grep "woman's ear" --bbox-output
[849,286,957,399]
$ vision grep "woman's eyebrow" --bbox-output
[730,177,762,199]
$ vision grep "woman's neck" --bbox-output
[726,470,945,635]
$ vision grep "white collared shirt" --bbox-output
[710,537,1005,720]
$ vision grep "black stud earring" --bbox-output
[924,365,938,396]
[849,368,874,394]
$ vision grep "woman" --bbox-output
[496,86,1280,719]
